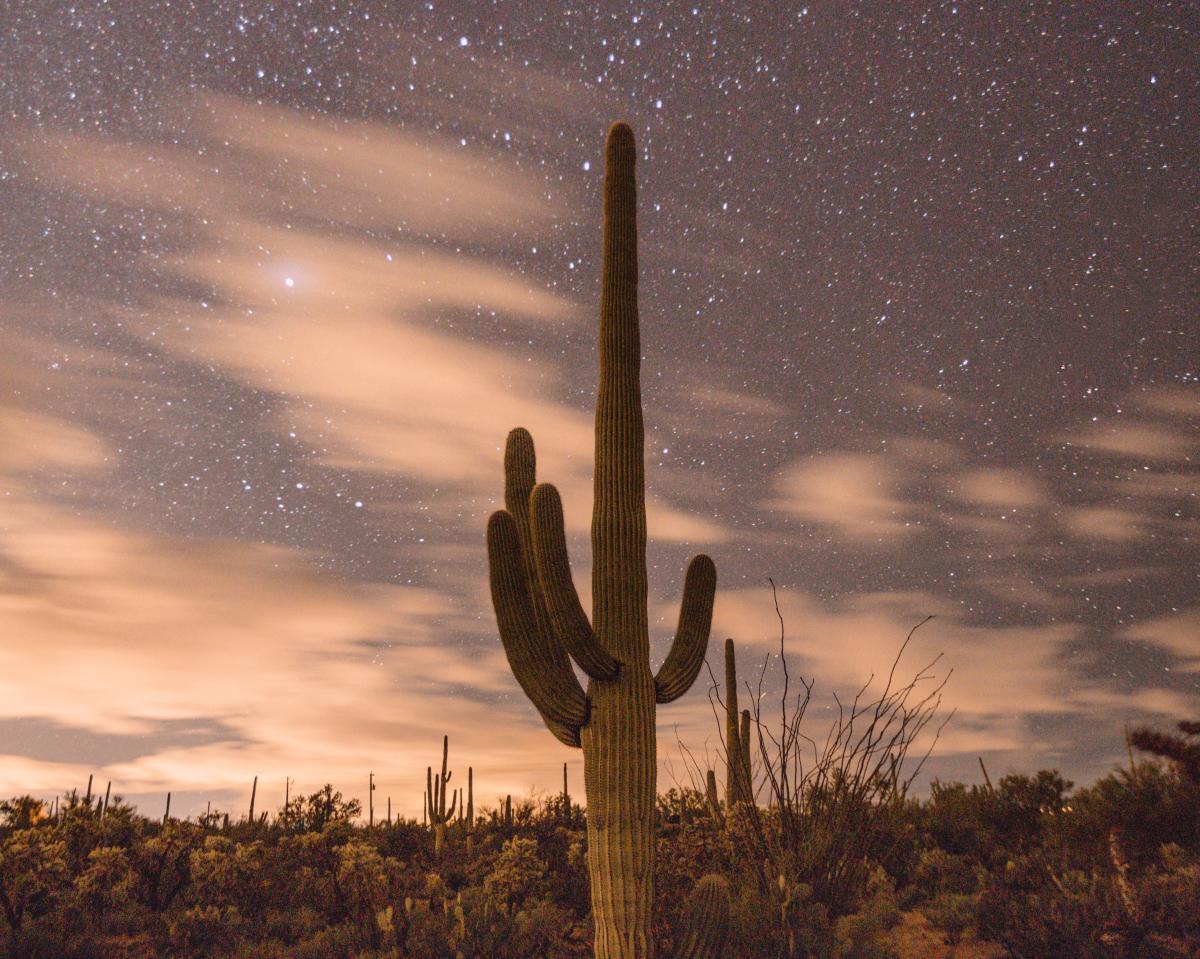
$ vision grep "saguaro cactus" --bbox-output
[676,875,731,959]
[704,769,722,822]
[426,735,457,854]
[724,638,753,807]
[466,767,475,854]
[487,122,720,957]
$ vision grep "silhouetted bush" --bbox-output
[5,739,1198,958]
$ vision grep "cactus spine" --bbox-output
[426,735,457,854]
[487,122,719,958]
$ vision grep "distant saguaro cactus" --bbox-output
[487,122,725,957]
[704,769,721,822]
[466,767,475,855]
[724,638,753,807]
[425,735,457,854]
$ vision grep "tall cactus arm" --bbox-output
[445,789,458,821]
[675,874,731,959]
[503,428,537,516]
[488,510,588,746]
[440,735,452,792]
[654,554,717,703]
[530,483,621,680]
[426,767,434,822]
[502,428,562,649]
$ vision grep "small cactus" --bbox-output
[724,639,753,807]
[426,735,457,854]
[705,769,722,822]
[675,874,731,959]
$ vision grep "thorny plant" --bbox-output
[682,579,953,924]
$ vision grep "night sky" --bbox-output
[1,2,1196,818]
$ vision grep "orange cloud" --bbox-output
[951,467,1048,510]
[767,453,919,542]
[1063,422,1196,461]
[1121,609,1200,673]
[1063,506,1147,543]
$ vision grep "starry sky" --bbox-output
[0,2,1196,819]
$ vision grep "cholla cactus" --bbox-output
[426,735,457,855]
[487,122,722,956]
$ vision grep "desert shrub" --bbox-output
[909,847,979,901]
[71,844,135,924]
[1065,761,1200,867]
[509,899,581,957]
[335,838,397,944]
[920,891,976,945]
[922,780,998,860]
[1126,843,1200,954]
[286,921,364,959]
[484,836,547,916]
[402,901,455,959]
[0,828,71,933]
[167,904,243,956]
[0,797,48,831]
[276,784,362,834]
[720,882,778,958]
[534,825,590,915]
[128,820,203,914]
[831,868,901,959]
[976,855,1117,959]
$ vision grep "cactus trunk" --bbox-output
[582,122,656,957]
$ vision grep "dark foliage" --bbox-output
[2,725,1197,959]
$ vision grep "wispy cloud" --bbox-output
[767,452,920,542]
